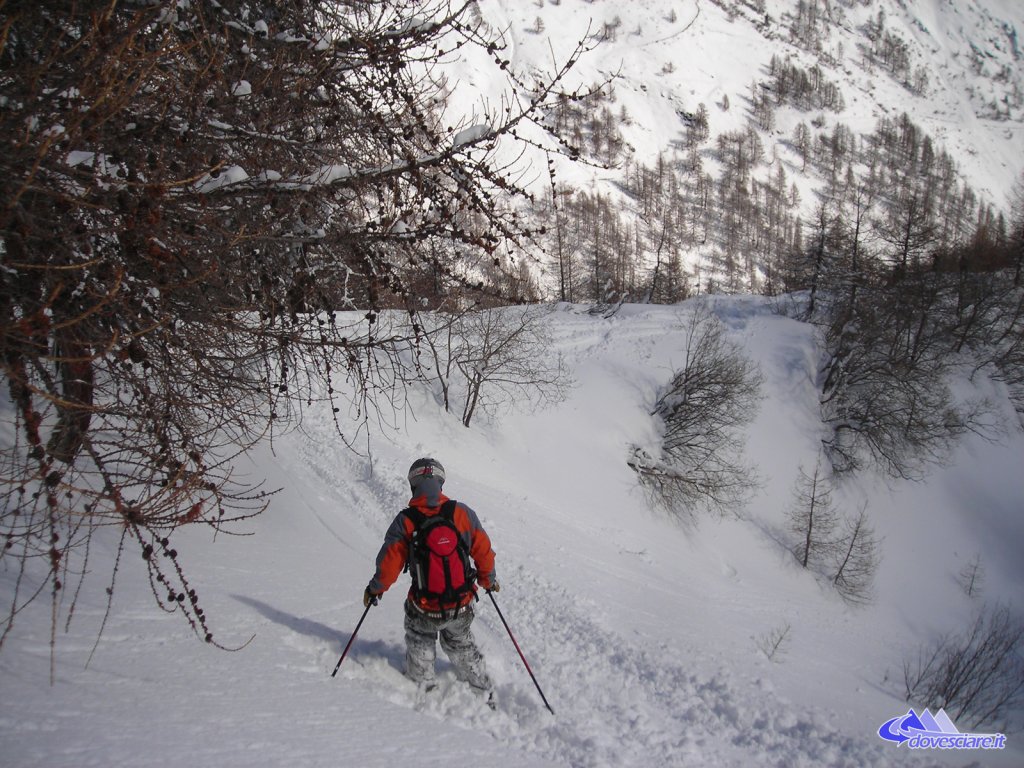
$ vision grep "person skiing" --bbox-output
[364,458,499,700]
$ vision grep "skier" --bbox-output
[364,458,499,702]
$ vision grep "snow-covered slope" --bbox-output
[455,0,1023,209]
[4,297,1023,767]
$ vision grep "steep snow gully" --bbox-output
[4,299,1023,768]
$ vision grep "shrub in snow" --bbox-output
[958,554,985,599]
[419,305,570,428]
[819,271,996,480]
[629,306,762,517]
[902,603,1024,731]
[756,622,792,663]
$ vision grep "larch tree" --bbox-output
[0,0,595,659]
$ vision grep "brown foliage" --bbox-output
[0,0,593,659]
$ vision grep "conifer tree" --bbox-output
[787,453,839,569]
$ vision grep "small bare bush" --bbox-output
[958,554,986,599]
[630,305,763,517]
[829,504,879,605]
[756,622,792,662]
[419,305,571,427]
[903,604,1024,730]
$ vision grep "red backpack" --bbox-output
[404,500,477,607]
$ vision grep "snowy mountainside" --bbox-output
[457,0,1023,209]
[3,297,1024,767]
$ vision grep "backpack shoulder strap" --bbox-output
[402,507,423,576]
[403,506,425,529]
[438,499,457,521]
[403,502,456,529]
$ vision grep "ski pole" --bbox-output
[331,600,374,678]
[487,590,555,715]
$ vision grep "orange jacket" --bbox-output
[369,491,496,611]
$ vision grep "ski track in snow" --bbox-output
[277,302,940,768]
[6,298,1019,767]
[305,515,914,768]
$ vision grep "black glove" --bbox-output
[363,587,381,607]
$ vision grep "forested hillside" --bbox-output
[459,0,1024,303]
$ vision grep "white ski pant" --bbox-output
[403,601,491,691]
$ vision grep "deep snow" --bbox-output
[4,0,1024,765]
[3,296,1023,767]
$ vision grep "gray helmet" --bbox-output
[408,457,445,491]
